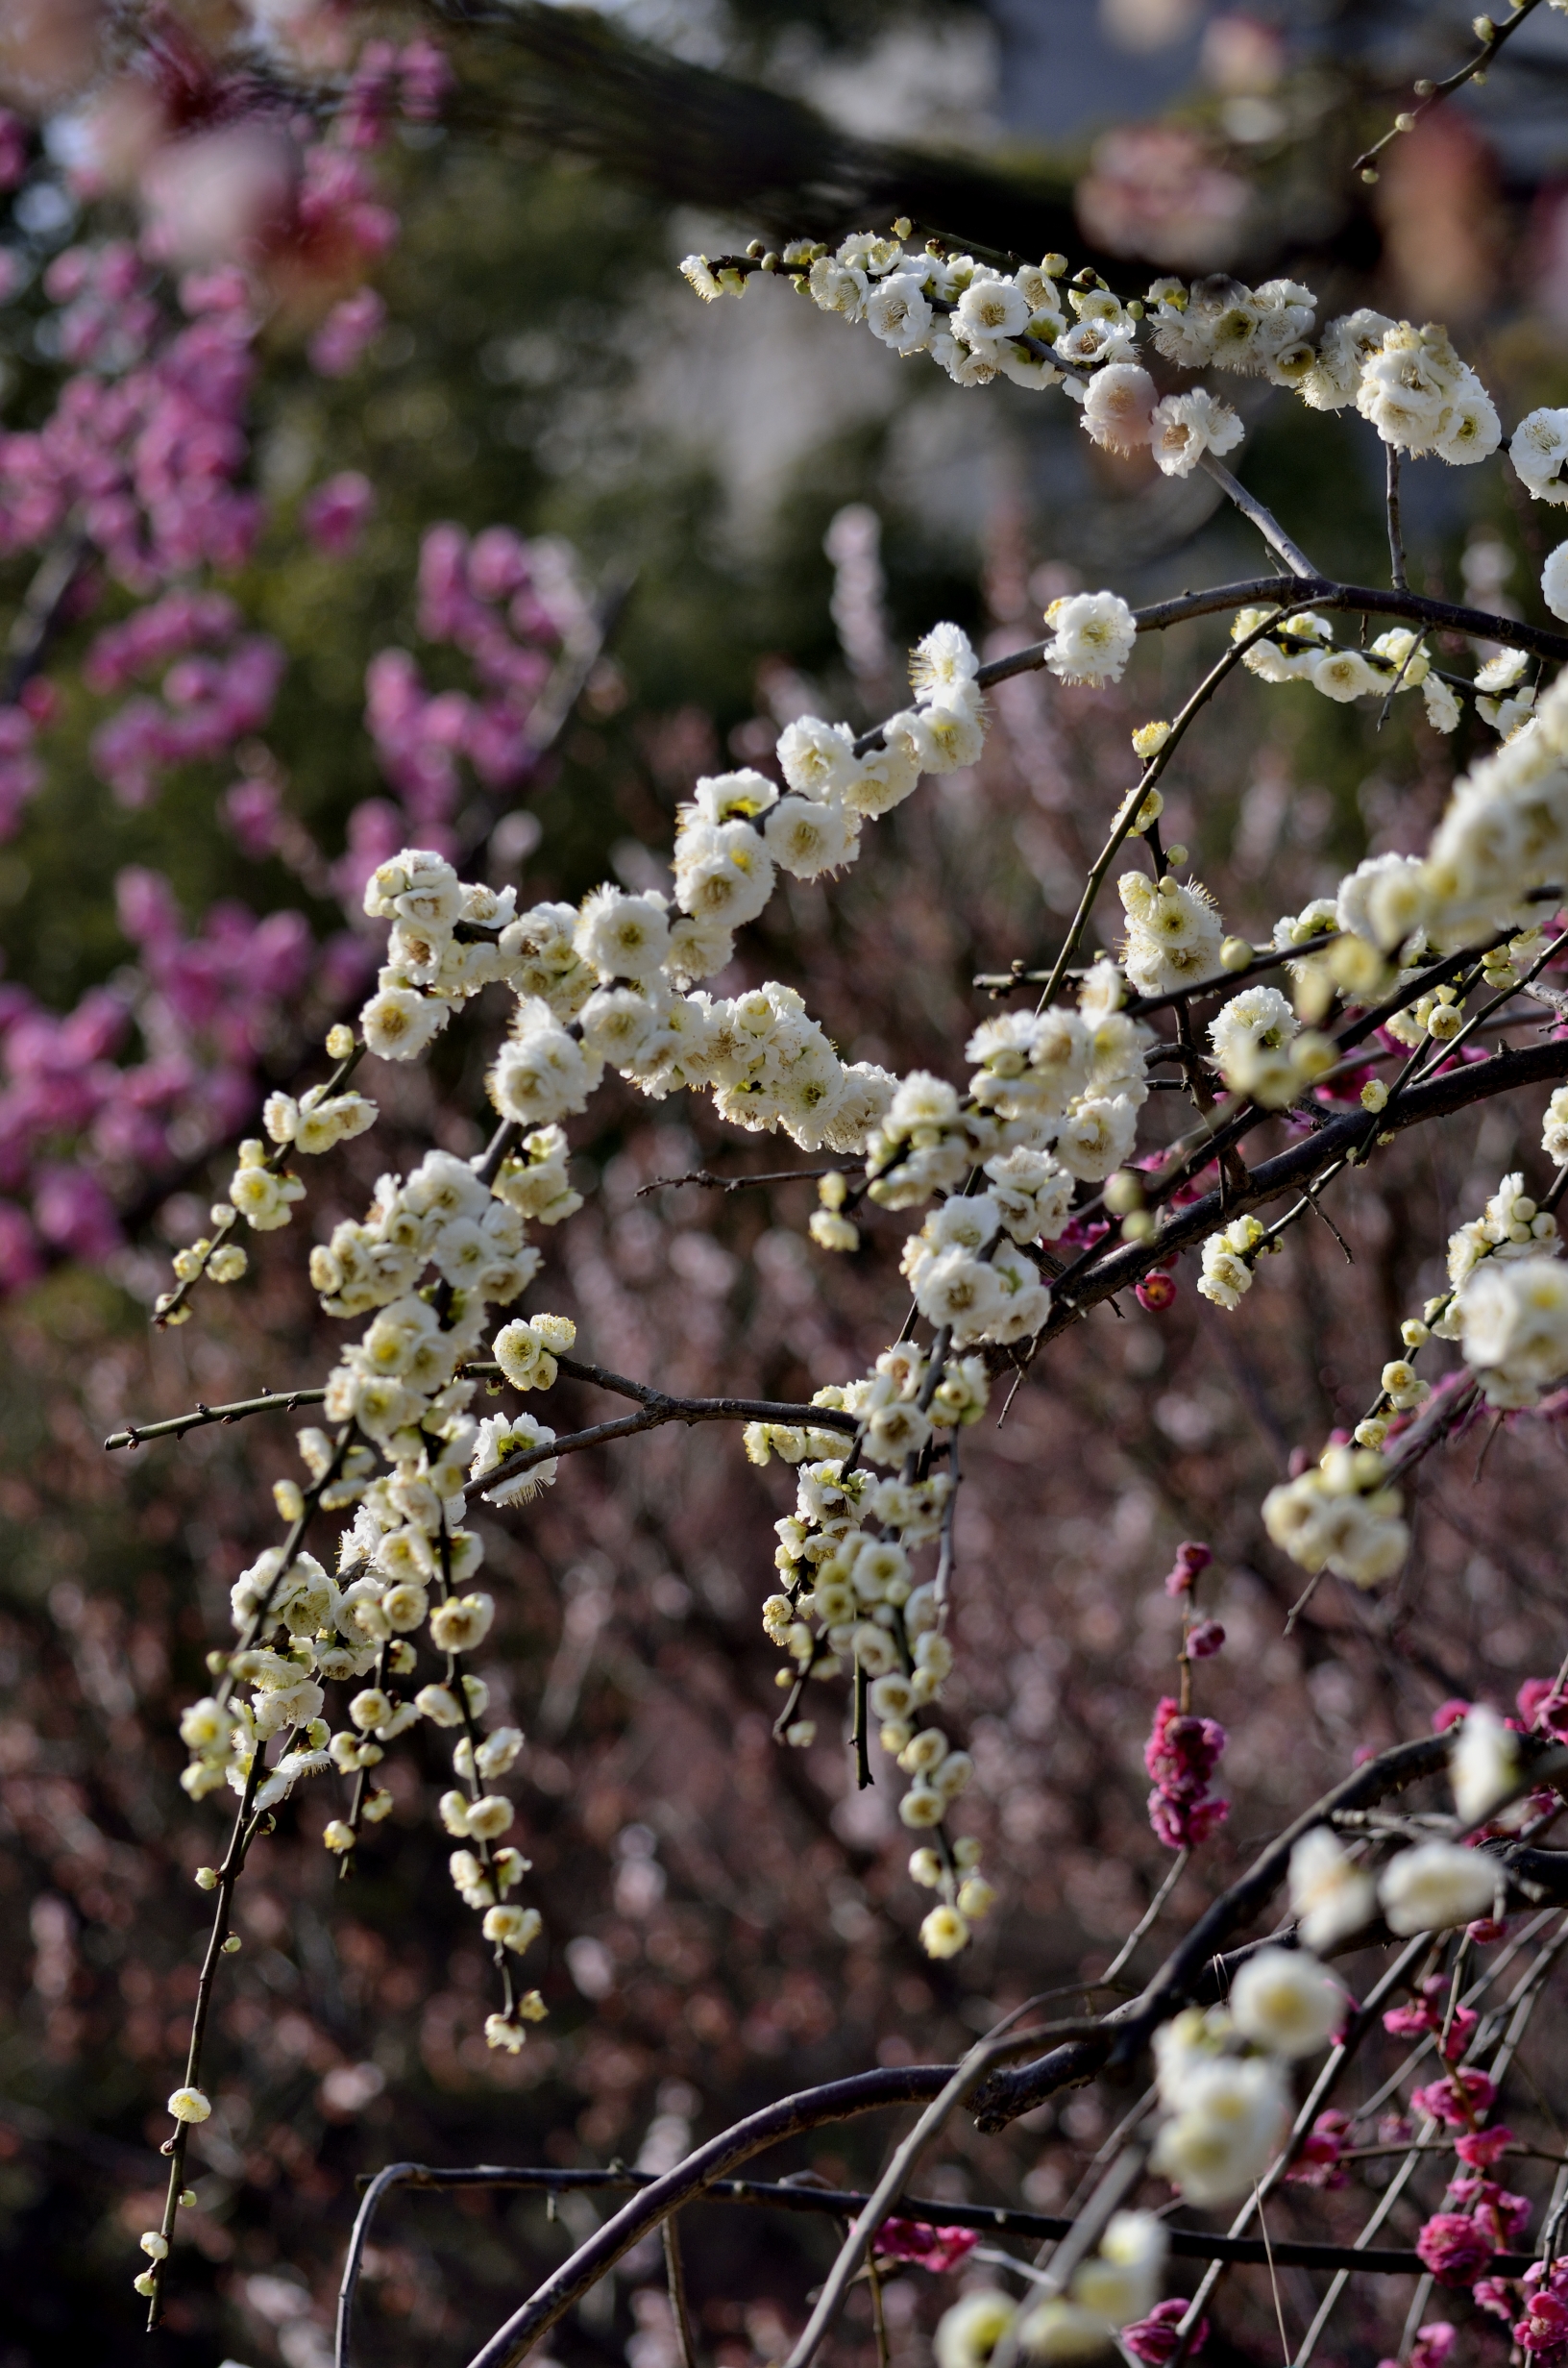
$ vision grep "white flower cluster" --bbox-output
[1288,1818,1497,1949]
[178,1259,567,2052]
[1149,1940,1344,2205]
[758,1406,995,1956]
[1346,667,1568,952]
[1197,1212,1269,1311]
[1262,1443,1409,1589]
[1118,871,1224,997]
[1042,589,1139,686]
[1343,320,1500,462]
[936,2211,1169,2368]
[898,1191,1051,1349]
[1207,981,1330,1107]
[355,632,990,1168]
[310,1147,540,1328]
[1455,1242,1568,1408]
[875,988,1153,1218]
[360,849,518,1060]
[1232,607,1454,726]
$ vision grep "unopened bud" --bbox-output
[1219,936,1253,972]
[326,1024,355,1060]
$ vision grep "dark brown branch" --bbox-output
[636,1164,854,1198]
[974,938,1337,1011]
[1042,1039,1568,1340]
[974,580,1568,690]
[337,2157,1539,2361]
[477,1363,858,1494]
[456,2067,960,2368]
[973,1734,1568,2132]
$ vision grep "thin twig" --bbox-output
[104,1388,329,1451]
[1351,0,1550,179]
[1384,442,1408,592]
[663,2215,699,2368]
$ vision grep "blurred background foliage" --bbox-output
[5,3,1568,2365]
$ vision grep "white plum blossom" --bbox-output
[1288,1828,1376,1951]
[1456,1252,1568,1408]
[1511,406,1568,504]
[1543,541,1568,624]
[1229,1947,1344,2059]
[1081,362,1156,454]
[1451,1703,1521,1828]
[1379,1840,1499,1934]
[1149,387,1243,477]
[1043,590,1138,686]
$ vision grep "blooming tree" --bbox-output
[9,5,1568,2367]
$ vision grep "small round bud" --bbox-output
[919,1904,969,1959]
[1164,842,1188,867]
[1361,166,1380,184]
[167,2086,211,2124]
[273,1479,306,1522]
[194,1866,218,1891]
[908,1846,943,1887]
[323,1820,355,1853]
[1219,936,1253,973]
[325,1024,355,1060]
[809,1209,859,1253]
[784,1720,816,1748]
[1360,1078,1388,1112]
[893,216,913,238]
[957,1875,996,1920]
[139,2231,169,2260]
[1121,1210,1155,1242]
[1394,111,1416,132]
[180,2188,197,2208]
[1355,1418,1389,1449]
[1104,1171,1144,1216]
[134,2272,158,2298]
[221,1934,241,1954]
[1414,77,1434,95]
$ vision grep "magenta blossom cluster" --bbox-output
[870,2220,979,2274]
[0,259,261,594]
[90,621,284,808]
[358,524,590,860]
[1144,1696,1229,1850]
[1384,1977,1478,2062]
[1164,1539,1213,1597]
[302,472,376,557]
[1488,2261,1568,2356]
[1415,2210,1496,2286]
[1410,2066,1498,2126]
[1286,2108,1351,2189]
[1122,2302,1208,2365]
[0,870,324,1292]
[1378,2323,1456,2368]
[337,36,454,149]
